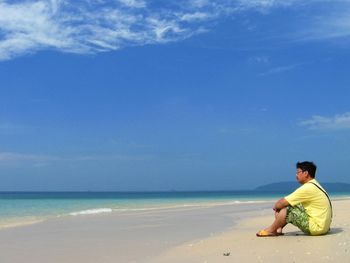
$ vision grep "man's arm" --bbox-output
[273,198,290,212]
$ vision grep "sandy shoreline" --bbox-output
[0,202,270,263]
[151,199,350,263]
[0,199,348,262]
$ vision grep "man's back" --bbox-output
[285,179,332,235]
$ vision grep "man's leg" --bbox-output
[275,210,287,234]
[285,204,310,234]
[264,207,288,234]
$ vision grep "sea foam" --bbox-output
[69,208,112,216]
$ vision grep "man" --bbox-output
[256,161,332,237]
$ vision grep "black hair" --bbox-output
[296,161,317,178]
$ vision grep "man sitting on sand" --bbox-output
[256,161,332,237]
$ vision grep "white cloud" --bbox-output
[0,0,349,60]
[0,122,35,134]
[0,152,60,166]
[0,0,80,60]
[286,1,350,43]
[0,0,217,60]
[299,112,350,131]
[249,56,270,64]
[0,152,154,167]
[259,63,301,76]
[118,0,146,8]
[190,0,210,8]
[296,14,350,42]
[180,12,211,22]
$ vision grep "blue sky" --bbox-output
[1,0,350,191]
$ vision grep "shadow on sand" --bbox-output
[284,227,343,236]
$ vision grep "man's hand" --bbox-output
[273,198,289,212]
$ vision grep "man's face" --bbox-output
[296,169,309,184]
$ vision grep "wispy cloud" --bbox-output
[0,122,35,134]
[0,0,349,60]
[217,126,257,135]
[249,55,270,64]
[299,112,350,131]
[0,0,219,60]
[295,3,350,42]
[259,63,302,76]
[0,152,60,166]
[118,0,146,9]
[0,152,154,167]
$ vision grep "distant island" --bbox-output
[255,182,350,193]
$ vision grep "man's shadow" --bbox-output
[284,227,343,236]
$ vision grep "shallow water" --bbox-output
[0,191,349,229]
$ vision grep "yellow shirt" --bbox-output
[285,179,332,235]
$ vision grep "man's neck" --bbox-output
[303,178,314,184]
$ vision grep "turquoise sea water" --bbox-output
[1,191,349,229]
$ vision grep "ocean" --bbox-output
[1,191,349,229]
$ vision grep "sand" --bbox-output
[151,199,350,263]
[0,199,348,263]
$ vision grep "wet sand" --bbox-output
[0,202,270,262]
[0,199,348,262]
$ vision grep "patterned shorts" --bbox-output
[286,204,310,234]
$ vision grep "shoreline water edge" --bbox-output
[0,192,349,262]
[0,191,291,230]
[1,191,350,229]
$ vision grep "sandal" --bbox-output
[256,230,279,237]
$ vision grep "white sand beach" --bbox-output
[0,199,349,263]
[152,199,350,263]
